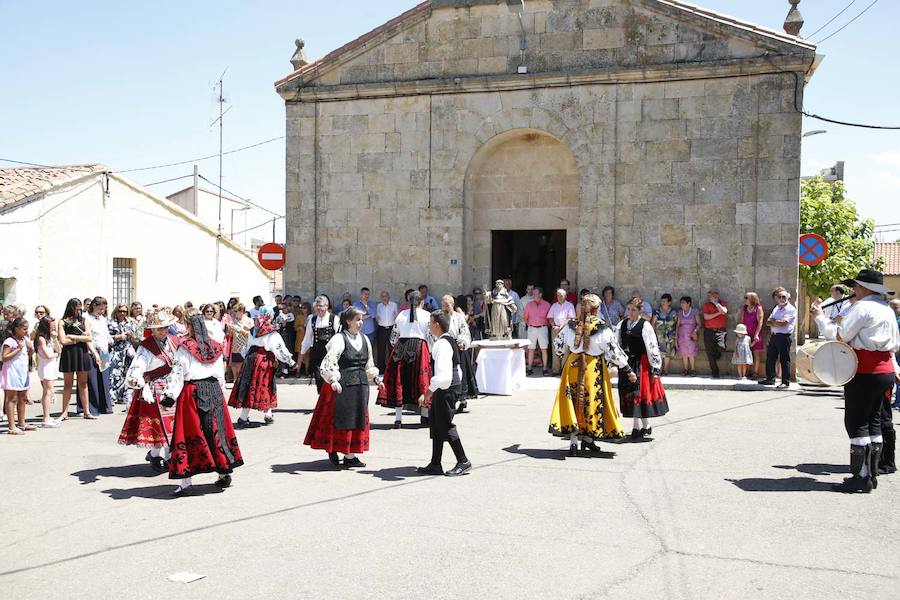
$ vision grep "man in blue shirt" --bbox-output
[418,285,439,312]
[354,287,378,346]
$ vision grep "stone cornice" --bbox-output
[279,54,813,103]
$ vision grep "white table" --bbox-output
[473,339,529,395]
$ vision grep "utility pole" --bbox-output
[192,164,198,213]
[211,68,229,282]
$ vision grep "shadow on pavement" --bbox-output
[774,463,849,476]
[370,423,427,430]
[72,463,160,485]
[273,408,313,415]
[271,460,340,475]
[502,444,566,461]
[100,484,224,500]
[358,466,421,481]
[726,476,835,492]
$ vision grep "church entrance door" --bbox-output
[491,230,566,295]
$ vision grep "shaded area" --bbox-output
[71,463,160,485]
[273,408,313,415]
[358,466,422,482]
[370,422,427,431]
[100,484,224,501]
[270,460,341,475]
[726,476,836,493]
[774,463,849,476]
[502,444,566,461]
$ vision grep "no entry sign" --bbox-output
[798,233,828,266]
[257,242,286,270]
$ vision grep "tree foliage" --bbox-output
[799,177,880,299]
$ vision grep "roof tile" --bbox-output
[0,164,105,210]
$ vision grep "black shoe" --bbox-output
[171,485,194,497]
[416,464,444,475]
[833,476,872,493]
[641,427,653,437]
[150,457,167,473]
[568,443,578,457]
[328,452,341,466]
[264,415,274,425]
[630,428,644,441]
[144,451,152,462]
[445,461,472,476]
[758,379,776,386]
[878,464,897,475]
[214,474,232,488]
[420,417,430,426]
[393,420,402,429]
[456,401,468,414]
[580,439,602,454]
[343,457,366,468]
[235,418,251,429]
[526,369,534,376]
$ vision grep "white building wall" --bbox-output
[167,187,250,250]
[0,175,270,315]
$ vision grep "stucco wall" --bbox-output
[0,176,271,313]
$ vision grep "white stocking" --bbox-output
[162,444,171,461]
[149,447,161,458]
[345,453,356,459]
[569,432,578,444]
[264,408,273,418]
[641,418,650,430]
[240,408,250,420]
[395,407,402,422]
[632,416,641,430]
[178,476,193,489]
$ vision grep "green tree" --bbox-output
[799,176,880,299]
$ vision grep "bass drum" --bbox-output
[797,340,857,386]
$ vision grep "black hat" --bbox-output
[841,269,894,296]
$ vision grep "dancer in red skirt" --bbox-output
[167,311,243,497]
[229,306,295,427]
[305,307,383,468]
[376,291,431,428]
[118,308,180,473]
[618,299,669,441]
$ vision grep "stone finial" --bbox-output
[784,0,804,36]
[290,38,308,71]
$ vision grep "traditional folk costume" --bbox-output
[442,309,478,411]
[304,330,380,468]
[301,311,341,392]
[618,316,669,441]
[168,315,243,496]
[376,305,432,427]
[549,297,631,457]
[815,269,900,493]
[417,334,472,476]
[229,308,296,427]
[117,309,180,472]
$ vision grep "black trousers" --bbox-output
[703,328,725,376]
[375,326,392,372]
[844,373,895,439]
[765,333,792,384]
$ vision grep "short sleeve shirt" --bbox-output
[703,300,729,329]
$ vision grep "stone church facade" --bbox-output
[276,0,817,311]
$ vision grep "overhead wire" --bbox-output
[805,0,858,39]
[197,174,284,217]
[0,180,98,225]
[814,0,880,44]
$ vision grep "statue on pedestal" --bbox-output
[484,279,517,339]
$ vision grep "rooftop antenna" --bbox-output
[210,67,231,282]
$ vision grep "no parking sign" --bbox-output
[798,233,828,266]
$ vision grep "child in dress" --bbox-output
[731,323,753,379]
[2,318,34,434]
[35,317,62,428]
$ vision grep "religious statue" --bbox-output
[483,279,517,339]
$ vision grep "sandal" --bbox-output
[20,424,37,431]
[7,427,25,435]
[83,414,98,420]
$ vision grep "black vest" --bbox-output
[620,318,647,357]
[337,332,368,386]
[312,314,337,346]
[432,335,461,388]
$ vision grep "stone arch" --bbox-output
[462,128,581,290]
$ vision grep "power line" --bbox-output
[231,215,284,236]
[142,174,196,187]
[0,158,97,172]
[114,135,284,173]
[197,174,284,217]
[814,0,879,44]
[0,180,97,225]
[806,0,858,39]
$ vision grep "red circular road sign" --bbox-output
[257,242,286,270]
[798,233,829,266]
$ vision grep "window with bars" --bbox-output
[112,258,136,306]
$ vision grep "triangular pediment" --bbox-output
[276,0,815,95]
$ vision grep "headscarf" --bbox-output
[574,294,602,352]
[188,313,218,362]
[253,305,277,337]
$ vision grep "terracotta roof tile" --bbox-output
[875,243,900,276]
[0,164,106,210]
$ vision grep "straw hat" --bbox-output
[734,323,748,335]
[144,307,177,329]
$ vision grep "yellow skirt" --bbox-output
[549,352,624,440]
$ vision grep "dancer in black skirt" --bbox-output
[417,311,472,477]
[300,295,340,392]
[441,295,478,412]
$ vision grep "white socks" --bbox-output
[346,453,356,459]
[179,477,193,489]
[162,445,171,461]
[569,432,578,444]
[264,408,273,418]
[632,416,641,430]
[240,408,251,420]
[395,407,402,421]
[641,418,650,429]
[149,447,161,458]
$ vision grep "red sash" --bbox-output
[139,336,176,381]
[854,349,895,375]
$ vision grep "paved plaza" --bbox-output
[2,381,899,599]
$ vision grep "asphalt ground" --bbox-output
[1,380,898,599]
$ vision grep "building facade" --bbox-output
[276,0,817,312]
[0,164,271,312]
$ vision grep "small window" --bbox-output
[112,258,136,306]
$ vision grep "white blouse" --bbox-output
[319,332,380,384]
[618,319,663,373]
[300,312,341,354]
[125,338,180,399]
[204,319,226,344]
[554,323,630,370]
[85,313,110,352]
[167,346,226,399]
[389,309,432,346]
[244,331,296,365]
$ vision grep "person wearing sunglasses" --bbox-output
[759,288,796,389]
[107,304,138,408]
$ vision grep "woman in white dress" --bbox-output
[34,317,61,428]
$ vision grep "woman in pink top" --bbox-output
[741,292,765,379]
[675,296,701,376]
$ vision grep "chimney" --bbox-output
[784,0,804,36]
[290,39,308,71]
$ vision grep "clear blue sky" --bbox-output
[2,0,898,242]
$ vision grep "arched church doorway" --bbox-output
[464,129,580,294]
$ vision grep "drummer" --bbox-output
[812,269,900,493]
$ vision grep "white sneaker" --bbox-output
[40,419,61,428]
